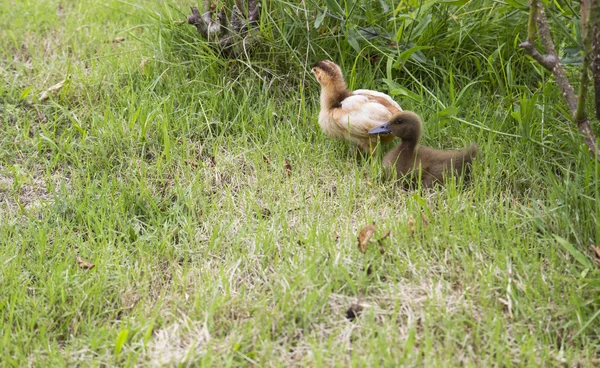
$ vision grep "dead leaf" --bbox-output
[140,58,148,76]
[105,37,125,43]
[184,159,199,168]
[284,159,292,176]
[208,156,216,167]
[380,229,391,240]
[421,212,429,228]
[333,231,340,243]
[39,78,67,101]
[77,256,95,270]
[378,246,386,254]
[408,215,415,237]
[345,303,363,321]
[357,222,376,253]
[591,244,600,266]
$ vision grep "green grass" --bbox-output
[1,0,599,366]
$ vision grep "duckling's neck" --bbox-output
[399,130,421,152]
[320,79,349,109]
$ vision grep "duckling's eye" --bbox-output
[395,118,403,124]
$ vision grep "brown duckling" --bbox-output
[311,60,402,153]
[369,111,477,188]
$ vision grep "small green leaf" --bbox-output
[20,86,32,100]
[554,235,593,269]
[347,30,361,53]
[397,46,433,66]
[572,308,600,341]
[378,0,390,12]
[510,111,521,123]
[315,8,327,29]
[382,79,422,103]
[114,329,129,356]
[325,0,344,15]
[504,0,528,10]
[409,14,432,40]
[144,322,154,346]
[436,105,458,118]
[411,194,433,220]
[437,0,469,5]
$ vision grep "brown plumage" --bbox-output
[369,111,477,188]
[311,60,402,153]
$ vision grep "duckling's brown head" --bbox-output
[369,111,422,141]
[311,60,345,88]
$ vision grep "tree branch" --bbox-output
[519,0,599,162]
[187,0,261,53]
[575,0,591,124]
[591,0,600,120]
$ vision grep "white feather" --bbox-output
[353,89,402,111]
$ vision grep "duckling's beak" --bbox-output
[369,123,391,135]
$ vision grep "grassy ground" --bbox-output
[1,0,600,366]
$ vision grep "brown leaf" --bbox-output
[378,246,386,254]
[39,79,67,101]
[357,222,376,253]
[380,229,391,240]
[284,159,292,177]
[421,212,429,228]
[591,244,600,266]
[77,256,95,270]
[140,58,148,75]
[408,215,415,237]
[591,244,600,258]
[105,37,125,43]
[333,231,340,243]
[184,159,199,168]
[208,156,216,167]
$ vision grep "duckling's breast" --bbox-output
[318,109,346,139]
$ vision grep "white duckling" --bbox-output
[311,60,402,153]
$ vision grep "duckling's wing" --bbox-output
[353,89,402,114]
[335,95,395,137]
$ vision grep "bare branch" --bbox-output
[575,0,591,123]
[248,0,261,25]
[526,0,537,42]
[520,0,599,161]
[535,3,577,111]
[187,0,261,53]
[187,7,208,38]
[591,0,600,120]
[576,0,600,162]
[518,41,557,69]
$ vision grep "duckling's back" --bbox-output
[419,144,477,181]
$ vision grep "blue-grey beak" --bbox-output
[369,123,391,135]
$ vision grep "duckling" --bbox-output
[311,60,402,153]
[369,111,477,188]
